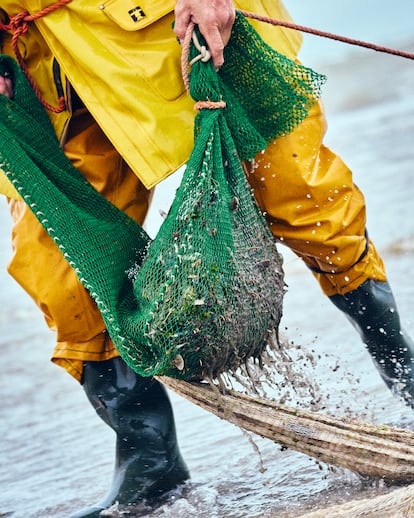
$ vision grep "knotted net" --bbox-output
[0,13,325,380]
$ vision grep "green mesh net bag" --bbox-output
[123,103,286,380]
[0,55,151,356]
[0,13,325,380]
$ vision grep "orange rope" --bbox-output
[181,21,196,93]
[0,0,72,112]
[194,100,226,110]
[238,9,414,61]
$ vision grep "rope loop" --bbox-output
[181,21,196,93]
[189,31,212,66]
[0,0,72,112]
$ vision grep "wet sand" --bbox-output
[1,19,414,518]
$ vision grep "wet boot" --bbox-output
[70,357,190,518]
[329,279,414,408]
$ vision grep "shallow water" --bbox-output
[1,4,414,517]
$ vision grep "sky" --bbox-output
[282,0,414,65]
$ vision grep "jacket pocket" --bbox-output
[99,0,185,102]
[100,0,175,30]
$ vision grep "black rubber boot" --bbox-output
[329,279,414,408]
[70,357,190,518]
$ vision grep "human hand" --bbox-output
[0,74,13,99]
[174,0,236,69]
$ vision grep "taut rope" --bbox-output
[239,9,414,61]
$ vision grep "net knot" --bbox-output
[8,10,30,36]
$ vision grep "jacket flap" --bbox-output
[100,0,175,31]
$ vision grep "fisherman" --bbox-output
[0,0,413,516]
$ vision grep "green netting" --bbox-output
[216,13,326,159]
[0,14,325,380]
[0,57,152,362]
[122,110,286,379]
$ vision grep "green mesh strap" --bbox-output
[0,15,325,380]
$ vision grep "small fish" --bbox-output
[230,197,239,211]
[173,354,185,371]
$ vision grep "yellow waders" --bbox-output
[246,101,387,297]
[2,0,386,381]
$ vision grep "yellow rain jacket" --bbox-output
[0,0,302,196]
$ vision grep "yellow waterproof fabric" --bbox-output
[0,0,302,194]
[246,101,387,296]
[0,167,19,198]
